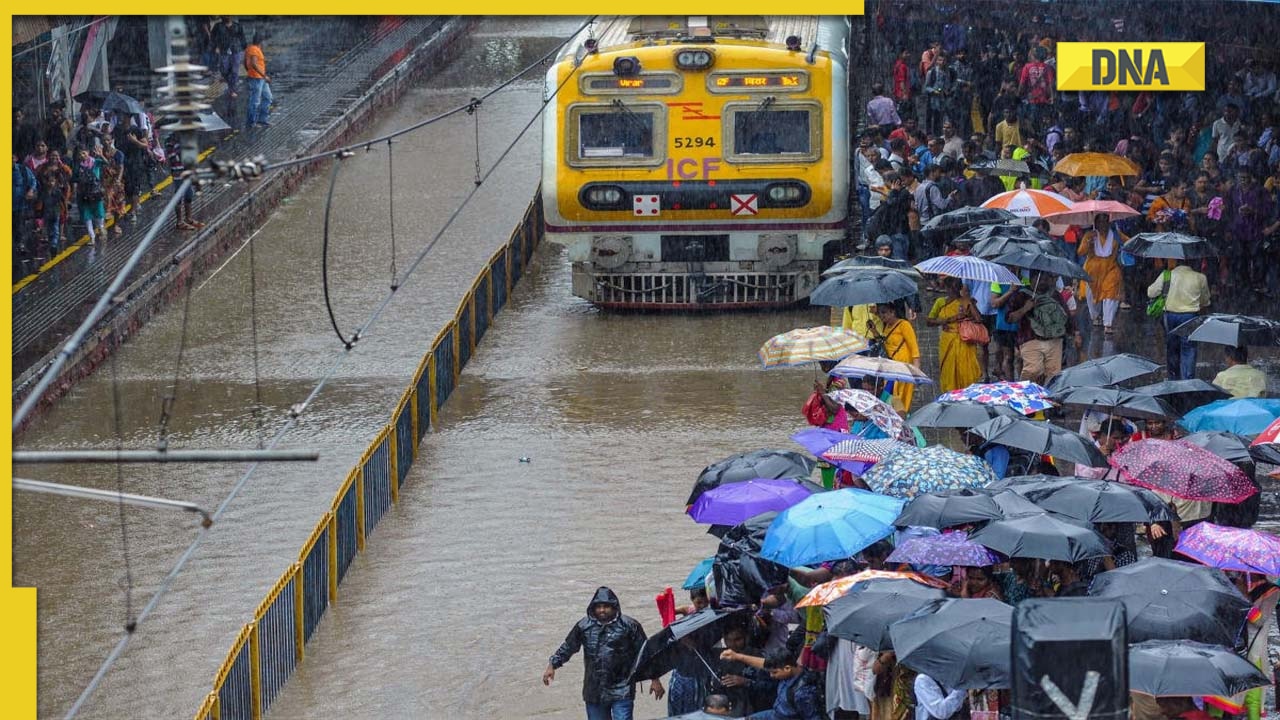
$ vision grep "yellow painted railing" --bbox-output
[195,191,544,719]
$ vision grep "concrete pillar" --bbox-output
[148,16,172,71]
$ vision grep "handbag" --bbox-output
[802,392,829,427]
[1146,269,1171,318]
[959,319,990,345]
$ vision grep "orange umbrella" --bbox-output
[1043,199,1140,226]
[794,568,949,608]
[1053,152,1141,178]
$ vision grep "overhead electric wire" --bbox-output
[61,18,600,718]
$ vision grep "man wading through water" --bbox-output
[544,587,663,720]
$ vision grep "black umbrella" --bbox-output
[889,597,1013,690]
[1170,313,1280,347]
[712,512,791,608]
[810,269,919,307]
[628,607,745,683]
[1128,640,1271,698]
[982,488,1047,517]
[967,415,1109,468]
[988,475,1174,523]
[1049,386,1179,420]
[823,255,923,278]
[907,400,1021,428]
[1181,431,1256,467]
[73,89,111,105]
[1132,379,1231,416]
[1045,353,1162,393]
[972,236,1066,260]
[1122,232,1219,260]
[958,222,1055,246]
[967,158,1048,178]
[824,578,948,650]
[893,488,1005,528]
[968,512,1112,562]
[990,249,1092,281]
[922,206,1017,235]
[98,90,146,115]
[1088,557,1250,645]
[1249,442,1280,466]
[689,450,815,505]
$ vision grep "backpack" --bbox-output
[74,164,103,204]
[1028,292,1068,339]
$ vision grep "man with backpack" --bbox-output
[1007,273,1073,386]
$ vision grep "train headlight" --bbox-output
[580,184,629,210]
[613,56,642,76]
[764,182,809,207]
[674,49,713,71]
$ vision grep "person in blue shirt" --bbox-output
[959,428,1011,479]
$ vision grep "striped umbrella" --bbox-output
[914,255,1020,284]
[822,438,913,464]
[758,326,868,369]
[981,189,1076,219]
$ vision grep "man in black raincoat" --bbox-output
[544,587,663,720]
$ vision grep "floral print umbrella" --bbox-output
[1110,439,1258,503]
[935,381,1054,416]
[828,388,911,441]
[794,568,950,609]
[822,438,912,464]
[1174,522,1280,575]
[887,531,1003,567]
[861,445,999,499]
[758,326,869,369]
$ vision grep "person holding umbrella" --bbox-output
[544,587,662,719]
[870,300,922,411]
[1147,258,1210,380]
[1077,213,1126,335]
[926,277,983,393]
[718,645,824,720]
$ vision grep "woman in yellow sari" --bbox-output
[1077,213,1127,335]
[926,277,983,393]
[872,301,921,411]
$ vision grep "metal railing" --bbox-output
[192,191,543,720]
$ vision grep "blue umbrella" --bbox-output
[687,478,815,526]
[760,488,904,567]
[682,556,715,590]
[1179,398,1280,436]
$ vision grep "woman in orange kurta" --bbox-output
[1077,214,1127,335]
[872,301,921,411]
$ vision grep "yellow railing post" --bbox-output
[427,352,439,431]
[388,425,399,504]
[354,468,366,552]
[327,513,338,604]
[293,562,305,664]
[248,622,263,720]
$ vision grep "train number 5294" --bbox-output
[673,137,716,149]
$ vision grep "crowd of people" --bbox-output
[10,16,272,280]
[542,4,1278,720]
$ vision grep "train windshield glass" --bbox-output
[733,109,811,155]
[577,110,655,159]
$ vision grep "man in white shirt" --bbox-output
[914,673,967,720]
[1212,103,1243,163]
[1242,60,1277,102]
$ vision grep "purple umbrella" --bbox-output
[887,531,1003,567]
[1174,522,1280,575]
[687,478,815,526]
[791,427,851,458]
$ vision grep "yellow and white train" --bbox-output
[542,16,851,309]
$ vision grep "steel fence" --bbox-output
[190,190,545,719]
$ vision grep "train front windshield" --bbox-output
[732,109,811,155]
[577,110,655,158]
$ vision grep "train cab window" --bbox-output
[723,101,822,164]
[567,103,666,167]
